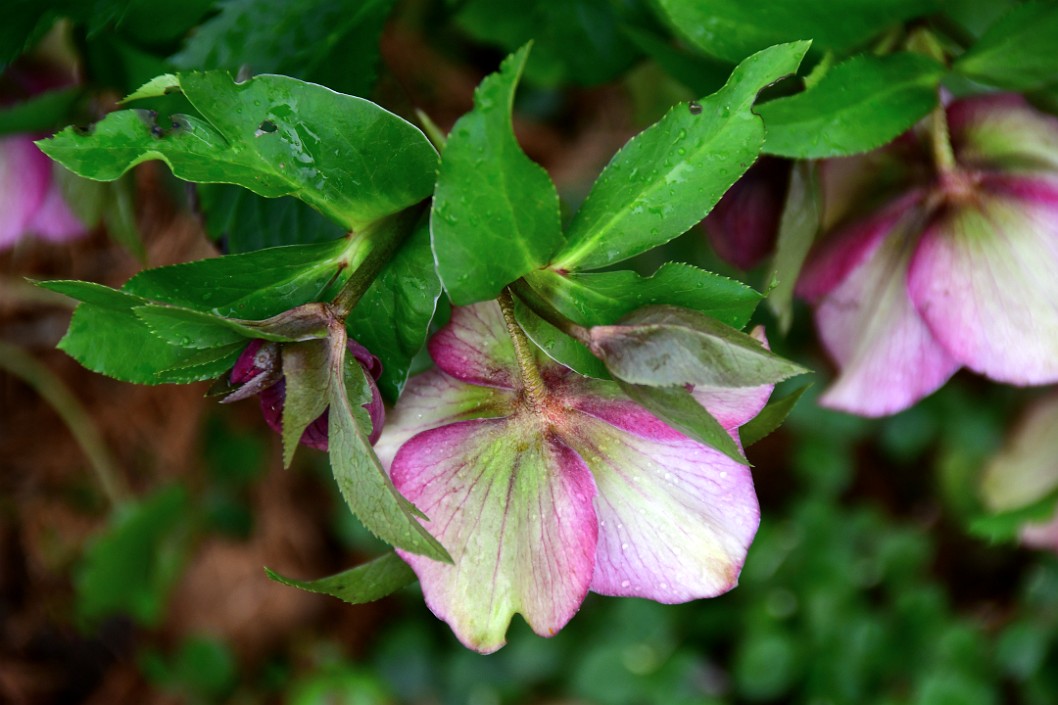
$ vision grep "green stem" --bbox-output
[930,99,957,176]
[331,205,423,319]
[509,278,592,346]
[0,341,127,506]
[498,289,547,409]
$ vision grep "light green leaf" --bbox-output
[739,385,809,447]
[590,305,808,388]
[656,0,937,63]
[955,1,1058,91]
[617,381,747,465]
[431,44,563,305]
[767,160,821,331]
[40,72,437,230]
[348,217,442,402]
[523,263,761,329]
[758,53,945,158]
[327,340,451,562]
[550,41,809,272]
[265,552,415,604]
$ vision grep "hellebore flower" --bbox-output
[980,393,1058,552]
[374,301,771,652]
[228,337,385,448]
[703,157,790,270]
[797,94,1058,416]
[0,134,87,250]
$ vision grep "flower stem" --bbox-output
[509,278,592,346]
[498,289,547,409]
[930,99,957,176]
[0,341,127,507]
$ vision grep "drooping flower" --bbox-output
[797,94,1058,417]
[228,337,385,447]
[374,301,772,652]
[0,133,87,250]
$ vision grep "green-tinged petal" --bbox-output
[391,417,598,653]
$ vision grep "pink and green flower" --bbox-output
[375,301,772,652]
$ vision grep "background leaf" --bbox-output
[767,160,822,331]
[431,45,563,305]
[265,553,416,605]
[954,1,1058,91]
[758,53,945,158]
[197,185,344,254]
[39,72,437,230]
[550,41,809,272]
[739,385,810,447]
[655,0,937,63]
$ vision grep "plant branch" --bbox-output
[498,289,547,409]
[509,278,592,346]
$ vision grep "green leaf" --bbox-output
[39,72,437,230]
[281,339,333,467]
[550,41,809,272]
[431,44,563,305]
[739,385,809,447]
[197,185,345,253]
[523,263,761,329]
[37,279,147,310]
[327,341,451,562]
[954,1,1058,91]
[758,53,945,158]
[347,217,442,402]
[123,236,363,319]
[0,87,82,136]
[767,160,821,331]
[171,0,395,98]
[75,486,190,626]
[134,305,254,349]
[969,487,1058,543]
[590,305,807,388]
[265,552,415,604]
[511,295,610,379]
[617,382,747,465]
[656,0,937,63]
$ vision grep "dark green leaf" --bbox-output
[590,305,807,388]
[550,41,809,271]
[431,45,563,305]
[624,26,733,97]
[172,0,395,98]
[955,1,1058,91]
[281,339,332,467]
[134,306,252,349]
[969,487,1058,543]
[39,72,437,230]
[0,88,82,136]
[327,342,451,562]
[739,385,809,447]
[265,552,415,604]
[767,160,821,331]
[618,382,747,464]
[523,263,761,329]
[75,486,190,626]
[758,53,945,158]
[348,218,442,402]
[511,295,610,379]
[198,185,345,253]
[656,0,937,63]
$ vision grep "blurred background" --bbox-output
[3,0,1058,703]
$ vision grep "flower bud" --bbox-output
[229,337,386,448]
[703,157,790,270]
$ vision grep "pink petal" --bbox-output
[428,302,519,389]
[25,166,87,242]
[908,176,1058,385]
[559,407,758,603]
[374,368,514,469]
[801,196,959,416]
[392,417,598,653]
[692,326,773,429]
[0,136,50,249]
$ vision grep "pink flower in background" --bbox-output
[0,133,87,250]
[374,302,771,653]
[797,95,1058,417]
[228,338,386,448]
